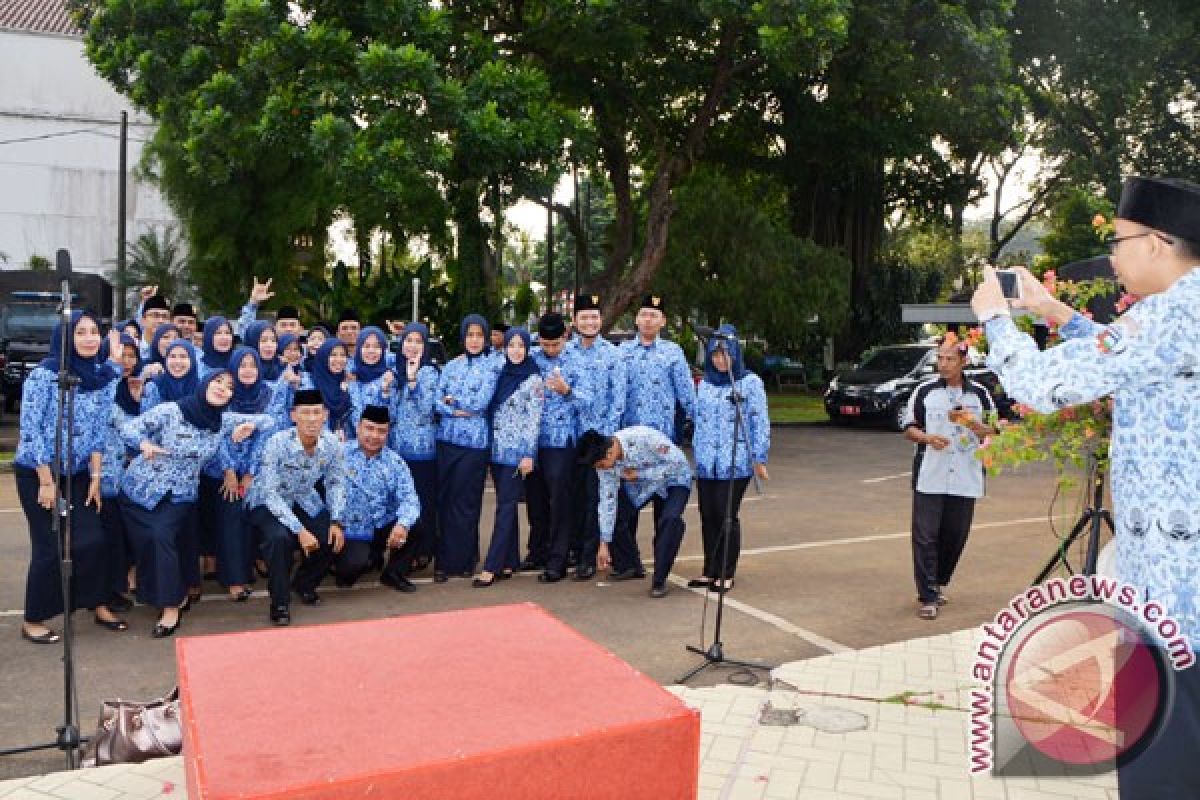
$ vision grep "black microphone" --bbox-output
[55,249,72,279]
[694,325,737,340]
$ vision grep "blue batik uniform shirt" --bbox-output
[246,428,347,533]
[101,405,137,498]
[435,354,499,450]
[596,425,693,543]
[389,366,439,461]
[532,347,593,448]
[985,266,1200,649]
[15,368,116,476]
[491,375,543,466]
[693,373,771,480]
[338,441,421,541]
[567,335,627,436]
[619,336,695,439]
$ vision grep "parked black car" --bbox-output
[823,343,1010,430]
[1,297,63,413]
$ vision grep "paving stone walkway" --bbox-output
[0,628,1118,799]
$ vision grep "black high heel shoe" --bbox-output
[152,616,181,639]
[94,614,128,632]
[472,575,496,588]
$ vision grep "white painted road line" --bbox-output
[860,471,911,484]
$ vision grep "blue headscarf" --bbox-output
[244,320,282,382]
[117,318,141,340]
[399,322,436,368]
[147,324,181,367]
[114,334,143,415]
[302,326,330,373]
[353,326,389,384]
[151,340,199,403]
[277,333,302,372]
[229,346,272,413]
[201,316,234,371]
[37,310,118,392]
[488,327,539,418]
[177,370,229,433]
[312,339,351,430]
[702,325,747,386]
[460,314,489,358]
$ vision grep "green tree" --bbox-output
[112,226,196,308]
[28,254,51,271]
[1036,188,1113,273]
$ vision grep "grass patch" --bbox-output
[767,391,828,424]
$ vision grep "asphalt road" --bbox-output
[0,422,1084,780]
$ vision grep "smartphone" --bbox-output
[389,339,404,355]
[995,269,1021,300]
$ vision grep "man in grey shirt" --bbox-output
[902,336,997,619]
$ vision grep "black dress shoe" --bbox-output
[433,572,449,583]
[537,571,564,584]
[270,605,290,626]
[472,575,496,588]
[94,615,128,632]
[649,584,669,598]
[498,570,514,581]
[297,589,322,606]
[108,594,133,613]
[610,567,646,581]
[21,626,60,645]
[380,573,417,593]
[573,566,596,581]
[152,618,181,638]
[518,558,544,572]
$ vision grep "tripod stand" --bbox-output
[0,251,86,768]
[1032,454,1114,584]
[678,334,772,683]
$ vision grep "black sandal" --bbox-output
[230,587,253,602]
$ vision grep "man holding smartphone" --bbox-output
[902,335,998,620]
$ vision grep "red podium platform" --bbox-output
[177,603,700,799]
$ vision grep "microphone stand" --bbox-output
[1032,453,1113,583]
[678,334,773,683]
[0,261,85,768]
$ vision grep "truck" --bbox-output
[0,270,114,414]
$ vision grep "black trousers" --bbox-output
[119,494,196,609]
[200,478,253,588]
[571,463,601,571]
[526,446,576,575]
[697,477,750,580]
[246,505,334,607]
[99,495,132,598]
[1118,661,1200,797]
[484,464,524,574]
[436,442,488,575]
[611,485,690,588]
[197,474,226,560]
[15,467,110,623]
[910,491,975,604]
[404,458,438,564]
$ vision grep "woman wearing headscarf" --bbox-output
[688,325,770,592]
[386,322,440,579]
[198,347,282,601]
[243,321,283,383]
[99,333,144,613]
[116,318,141,342]
[302,325,329,373]
[141,323,181,378]
[14,311,126,643]
[119,371,273,637]
[475,328,542,587]
[307,339,355,439]
[433,314,499,582]
[278,332,305,380]
[198,316,235,379]
[348,326,395,426]
[140,340,199,412]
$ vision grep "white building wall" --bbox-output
[0,29,176,275]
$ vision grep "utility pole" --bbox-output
[545,201,554,311]
[116,111,128,318]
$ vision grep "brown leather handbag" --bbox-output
[86,688,182,767]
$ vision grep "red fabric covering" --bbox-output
[178,603,700,799]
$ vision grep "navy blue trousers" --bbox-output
[100,495,132,598]
[610,484,690,588]
[197,475,224,560]
[435,442,488,576]
[16,467,110,623]
[246,505,334,607]
[119,494,196,609]
[526,446,577,575]
[403,458,438,567]
[483,464,524,574]
[335,532,387,587]
[198,476,254,588]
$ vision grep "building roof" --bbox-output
[0,0,82,37]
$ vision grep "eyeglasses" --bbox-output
[1104,232,1174,253]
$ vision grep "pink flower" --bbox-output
[1092,214,1108,229]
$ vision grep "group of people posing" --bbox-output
[15,287,771,643]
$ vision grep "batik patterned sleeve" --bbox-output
[608,350,628,433]
[121,403,169,451]
[744,374,771,464]
[1058,312,1104,340]
[390,456,421,530]
[260,436,303,534]
[516,376,543,460]
[236,303,258,335]
[597,467,621,543]
[434,360,459,416]
[564,357,593,410]
[671,349,696,420]
[324,439,349,523]
[139,381,162,413]
[17,370,54,467]
[984,304,1187,414]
